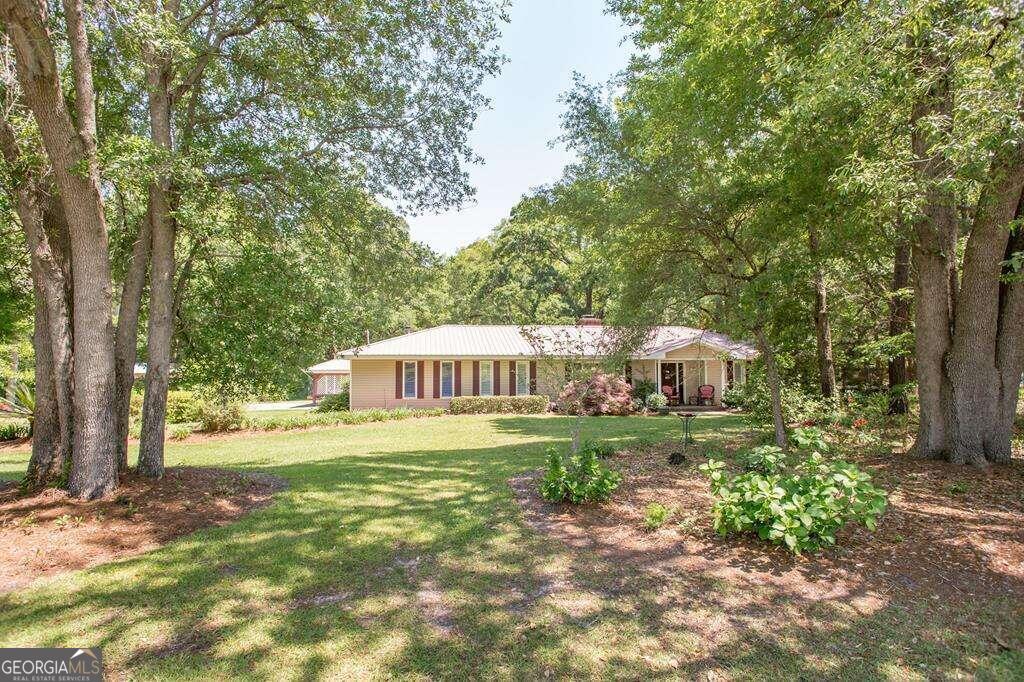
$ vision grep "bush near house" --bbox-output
[315,390,350,412]
[557,372,633,416]
[130,389,203,424]
[197,402,246,432]
[448,395,548,414]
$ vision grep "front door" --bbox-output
[660,362,684,403]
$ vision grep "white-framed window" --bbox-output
[403,361,417,398]
[516,360,530,396]
[735,361,747,384]
[480,361,493,396]
[440,361,454,398]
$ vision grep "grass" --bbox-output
[0,414,1018,679]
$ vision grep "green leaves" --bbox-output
[538,442,622,504]
[701,450,888,555]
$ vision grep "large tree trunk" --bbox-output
[944,155,1024,465]
[807,226,836,398]
[888,236,912,414]
[3,1,119,498]
[138,57,176,478]
[26,280,61,484]
[909,64,958,461]
[755,328,788,449]
[0,113,74,486]
[992,218,1024,464]
[114,215,152,471]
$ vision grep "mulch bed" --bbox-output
[0,467,286,593]
[511,436,1024,605]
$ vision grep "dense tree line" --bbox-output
[0,0,505,497]
[532,0,1024,460]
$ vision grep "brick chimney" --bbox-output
[577,315,603,326]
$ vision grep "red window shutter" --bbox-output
[529,361,537,395]
[395,362,402,399]
[433,360,440,399]
[417,360,424,399]
[509,362,516,396]
[493,360,501,395]
[454,361,462,396]
[472,361,480,396]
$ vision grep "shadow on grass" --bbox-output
[0,415,1019,678]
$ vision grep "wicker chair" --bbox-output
[691,384,715,406]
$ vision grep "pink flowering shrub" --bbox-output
[557,372,634,416]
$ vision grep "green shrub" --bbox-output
[700,452,887,554]
[128,389,201,424]
[646,392,668,409]
[643,502,674,530]
[448,395,548,414]
[315,390,350,412]
[790,426,828,452]
[738,444,787,474]
[165,390,202,423]
[197,402,245,432]
[538,443,622,504]
[129,391,144,421]
[580,439,617,459]
[0,419,31,441]
[245,407,443,432]
[633,379,657,403]
[167,423,193,440]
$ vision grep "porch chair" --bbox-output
[691,384,715,406]
[661,384,680,406]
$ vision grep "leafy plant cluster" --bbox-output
[130,390,204,424]
[645,392,668,410]
[0,419,31,441]
[723,377,903,431]
[557,372,634,416]
[539,441,622,504]
[643,502,674,530]
[738,444,787,474]
[448,395,548,414]
[700,429,888,554]
[315,390,351,413]
[197,402,247,432]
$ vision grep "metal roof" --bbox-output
[307,358,352,373]
[338,325,756,360]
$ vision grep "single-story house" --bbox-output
[335,319,755,410]
[307,358,351,401]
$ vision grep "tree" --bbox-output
[2,0,119,498]
[1,0,508,495]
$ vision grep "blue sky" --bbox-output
[403,0,631,255]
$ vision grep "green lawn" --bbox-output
[0,414,1017,680]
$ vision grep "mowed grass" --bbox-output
[0,414,1017,680]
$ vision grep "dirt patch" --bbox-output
[0,467,286,593]
[511,438,1024,605]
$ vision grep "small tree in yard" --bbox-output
[521,325,638,453]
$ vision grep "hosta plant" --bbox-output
[700,452,887,554]
[738,444,787,474]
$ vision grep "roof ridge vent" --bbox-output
[577,315,603,326]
